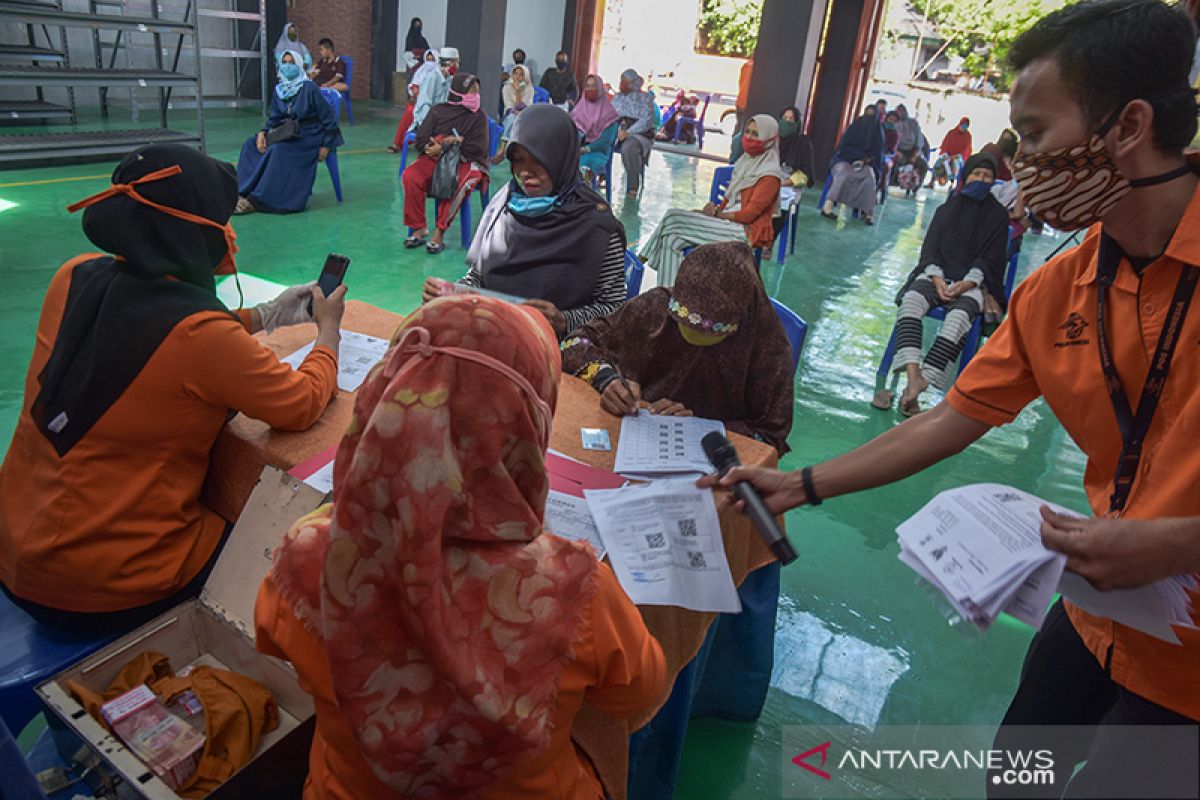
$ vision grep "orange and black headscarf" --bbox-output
[32,144,240,455]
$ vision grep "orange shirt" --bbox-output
[721,175,782,249]
[255,561,668,800]
[947,183,1200,720]
[0,255,338,612]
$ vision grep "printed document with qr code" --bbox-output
[584,478,740,613]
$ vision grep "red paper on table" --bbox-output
[546,452,624,498]
[289,444,337,482]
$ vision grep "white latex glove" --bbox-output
[256,282,316,334]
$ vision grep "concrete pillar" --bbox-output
[744,0,821,119]
[370,0,399,101]
[446,0,509,97]
[809,0,867,179]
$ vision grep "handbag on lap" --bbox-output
[429,129,463,200]
[264,103,300,147]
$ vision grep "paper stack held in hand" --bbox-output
[897,484,1198,643]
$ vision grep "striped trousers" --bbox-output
[640,209,748,287]
[893,278,982,389]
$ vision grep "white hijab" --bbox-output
[410,47,439,87]
[726,114,782,201]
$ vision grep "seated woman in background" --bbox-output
[236,49,342,215]
[883,110,900,154]
[421,104,627,337]
[821,105,883,225]
[0,144,344,632]
[256,295,668,800]
[571,73,620,183]
[872,154,1009,416]
[402,72,489,255]
[929,116,972,188]
[639,114,782,287]
[500,64,535,141]
[563,241,793,454]
[777,106,815,186]
[274,22,311,69]
[656,90,699,144]
[388,48,438,154]
[610,69,657,197]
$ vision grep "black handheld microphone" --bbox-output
[701,432,797,565]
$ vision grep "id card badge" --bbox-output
[581,428,612,451]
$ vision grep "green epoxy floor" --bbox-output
[0,103,1088,798]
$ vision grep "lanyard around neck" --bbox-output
[1094,234,1199,514]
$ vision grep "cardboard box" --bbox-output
[37,467,328,799]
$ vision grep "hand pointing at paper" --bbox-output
[1039,508,1200,592]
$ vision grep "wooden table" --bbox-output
[202,300,403,521]
[203,301,780,800]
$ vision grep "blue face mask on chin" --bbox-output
[960,180,993,201]
[507,185,559,217]
[280,63,302,80]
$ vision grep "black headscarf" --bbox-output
[405,18,429,53]
[778,106,815,186]
[32,144,236,455]
[415,72,490,166]
[466,104,625,310]
[897,153,1010,310]
[834,111,883,166]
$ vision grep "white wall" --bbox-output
[396,0,448,71]
[502,0,566,82]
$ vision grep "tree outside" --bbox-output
[696,0,764,58]
[918,0,1071,89]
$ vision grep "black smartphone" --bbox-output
[308,253,350,315]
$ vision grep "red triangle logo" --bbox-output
[792,741,833,780]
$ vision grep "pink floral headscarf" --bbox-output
[271,295,598,796]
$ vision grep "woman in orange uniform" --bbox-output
[256,295,668,799]
[0,144,345,631]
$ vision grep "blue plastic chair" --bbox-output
[624,249,644,300]
[770,298,808,375]
[590,149,614,204]
[339,55,354,125]
[0,591,121,735]
[319,88,344,203]
[709,166,765,267]
[533,86,551,104]
[876,225,1023,382]
[398,130,417,176]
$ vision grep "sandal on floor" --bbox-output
[870,389,894,410]
[900,396,922,417]
[386,145,400,154]
[863,216,875,225]
[820,210,837,220]
[426,241,445,255]
[234,196,254,215]
[404,234,427,248]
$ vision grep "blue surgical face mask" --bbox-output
[507,190,558,217]
[280,63,302,80]
[961,180,993,200]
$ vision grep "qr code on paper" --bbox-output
[687,551,707,568]
[677,518,698,537]
[645,532,666,549]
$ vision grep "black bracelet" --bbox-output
[801,466,822,506]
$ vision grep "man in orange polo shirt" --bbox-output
[706,0,1200,794]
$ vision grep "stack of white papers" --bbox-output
[897,484,1070,632]
[614,411,726,479]
[898,484,1198,643]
